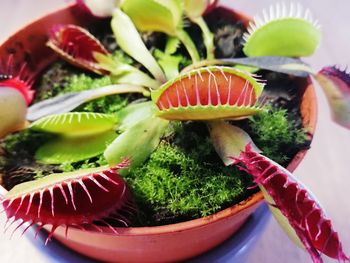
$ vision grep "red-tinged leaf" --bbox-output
[47,24,110,75]
[316,66,350,130]
[1,160,133,243]
[232,144,349,263]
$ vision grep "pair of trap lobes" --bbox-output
[2,163,131,240]
[153,67,265,121]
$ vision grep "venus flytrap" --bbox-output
[47,25,112,75]
[1,2,350,262]
[1,161,131,244]
[151,66,265,120]
[206,122,349,263]
[30,112,119,164]
[47,24,161,88]
[0,57,35,138]
[35,130,118,164]
[243,2,321,57]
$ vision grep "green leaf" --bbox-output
[182,57,315,78]
[154,49,182,80]
[191,16,214,59]
[165,37,181,55]
[30,112,117,137]
[111,9,166,83]
[35,130,117,164]
[117,101,155,131]
[208,120,260,166]
[104,116,169,168]
[176,29,200,63]
[183,0,214,59]
[121,0,182,35]
[111,70,160,90]
[27,84,149,121]
[95,53,160,89]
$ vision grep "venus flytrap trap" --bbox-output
[243,2,321,57]
[47,24,160,89]
[233,145,349,263]
[209,122,348,263]
[30,112,119,164]
[151,66,265,120]
[0,56,35,138]
[47,25,111,75]
[0,1,350,263]
[1,161,131,243]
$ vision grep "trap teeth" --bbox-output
[152,66,265,121]
[243,2,321,57]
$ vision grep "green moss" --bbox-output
[36,63,129,114]
[57,74,129,113]
[59,154,108,172]
[111,50,134,65]
[65,74,113,92]
[249,106,308,163]
[123,122,254,225]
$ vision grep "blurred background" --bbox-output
[0,0,349,262]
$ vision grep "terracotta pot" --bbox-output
[0,3,317,263]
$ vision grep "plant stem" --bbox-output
[176,29,200,63]
[192,17,215,60]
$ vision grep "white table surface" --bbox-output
[1,1,350,262]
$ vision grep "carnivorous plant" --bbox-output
[0,2,349,263]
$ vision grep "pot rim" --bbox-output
[0,3,317,237]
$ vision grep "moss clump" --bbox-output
[249,106,308,164]
[123,122,255,226]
